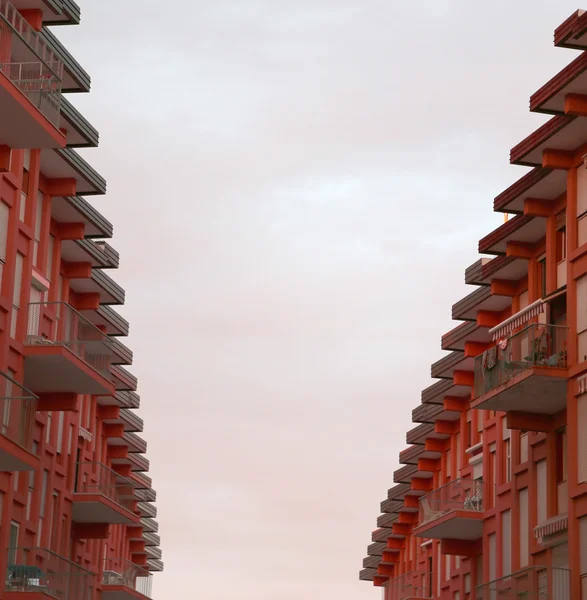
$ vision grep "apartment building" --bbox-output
[0,1,163,599]
[359,10,587,600]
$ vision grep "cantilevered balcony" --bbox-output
[0,0,65,148]
[72,462,138,525]
[413,479,484,540]
[472,324,568,415]
[0,371,38,471]
[4,547,94,600]
[23,302,114,395]
[476,566,570,600]
[102,558,152,600]
[11,0,80,26]
[387,570,432,600]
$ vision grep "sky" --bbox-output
[53,2,585,598]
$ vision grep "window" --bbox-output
[49,491,59,550]
[33,192,42,267]
[61,516,68,557]
[489,445,496,508]
[581,395,587,483]
[56,411,64,454]
[503,419,511,483]
[578,276,587,362]
[46,235,54,280]
[477,411,484,443]
[25,442,37,520]
[446,448,452,479]
[29,286,42,339]
[557,227,567,263]
[537,460,547,524]
[488,533,496,582]
[519,488,529,567]
[557,429,568,484]
[519,432,529,464]
[456,433,462,473]
[20,164,29,222]
[538,257,547,298]
[9,521,19,562]
[580,516,587,596]
[519,290,529,311]
[10,253,24,338]
[45,412,52,444]
[466,411,472,448]
[40,470,48,516]
[0,201,9,288]
[579,168,587,246]
[557,429,568,515]
[37,470,48,545]
[68,424,74,455]
[503,438,511,483]
[2,370,13,436]
[502,510,511,576]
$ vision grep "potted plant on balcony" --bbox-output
[524,327,549,365]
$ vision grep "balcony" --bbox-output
[102,558,152,600]
[23,302,114,395]
[0,371,38,471]
[0,0,65,148]
[72,462,138,525]
[472,324,568,415]
[413,479,484,540]
[4,547,93,600]
[475,566,570,599]
[387,571,432,600]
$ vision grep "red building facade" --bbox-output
[359,10,587,600]
[0,1,163,599]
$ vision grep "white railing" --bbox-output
[0,62,61,126]
[0,0,63,78]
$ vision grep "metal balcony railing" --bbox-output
[0,62,61,126]
[75,462,136,513]
[387,570,432,600]
[419,479,484,526]
[474,324,568,399]
[0,0,63,77]
[475,566,570,600]
[6,547,94,600]
[0,370,37,454]
[0,0,63,126]
[26,302,113,381]
[102,558,152,598]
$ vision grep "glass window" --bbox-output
[8,522,19,563]
[503,438,511,483]
[540,258,547,297]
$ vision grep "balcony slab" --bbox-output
[23,345,114,395]
[72,494,138,525]
[0,71,65,149]
[102,588,150,600]
[413,510,484,540]
[472,366,567,415]
[0,434,38,471]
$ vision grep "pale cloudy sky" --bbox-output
[55,2,582,598]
